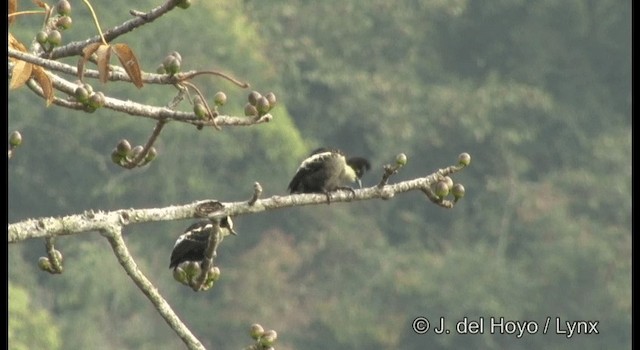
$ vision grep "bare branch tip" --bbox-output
[248,182,263,205]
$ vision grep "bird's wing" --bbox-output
[288,151,334,192]
[169,225,211,268]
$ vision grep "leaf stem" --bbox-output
[8,10,46,18]
[82,0,108,45]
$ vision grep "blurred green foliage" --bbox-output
[9,0,630,349]
[9,283,62,350]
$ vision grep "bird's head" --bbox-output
[347,157,371,188]
[220,216,237,236]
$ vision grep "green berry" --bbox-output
[256,96,270,114]
[130,145,144,159]
[83,104,98,113]
[47,30,62,46]
[214,91,227,106]
[36,31,48,45]
[111,148,124,165]
[145,147,158,162]
[87,91,105,109]
[264,92,277,107]
[184,261,201,277]
[259,330,278,347]
[173,267,188,284]
[168,51,182,63]
[458,152,471,166]
[56,0,71,16]
[209,266,220,281]
[244,103,258,117]
[116,139,132,156]
[51,249,63,264]
[177,0,191,9]
[38,257,52,272]
[249,324,264,340]
[435,181,449,198]
[442,176,453,190]
[194,103,208,119]
[247,91,261,106]
[83,83,94,95]
[57,16,72,30]
[9,131,22,147]
[452,184,465,200]
[74,86,90,103]
[395,153,407,166]
[163,55,181,75]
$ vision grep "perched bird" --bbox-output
[287,147,371,201]
[169,217,236,270]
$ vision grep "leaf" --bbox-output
[95,44,112,84]
[9,33,28,55]
[112,43,144,88]
[9,59,32,90]
[32,67,54,106]
[33,0,48,9]
[9,33,35,90]
[8,0,17,25]
[78,42,102,81]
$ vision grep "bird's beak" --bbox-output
[229,227,238,236]
[357,178,363,189]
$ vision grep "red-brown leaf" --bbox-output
[9,0,17,25]
[9,59,32,90]
[112,43,144,88]
[9,33,28,54]
[9,33,32,88]
[96,44,112,84]
[78,42,102,81]
[33,0,48,9]
[32,66,54,106]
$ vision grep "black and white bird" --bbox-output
[287,148,371,201]
[169,217,236,270]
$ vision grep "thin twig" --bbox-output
[192,221,221,291]
[8,10,46,18]
[180,81,220,130]
[102,226,206,350]
[179,70,250,88]
[377,163,402,188]
[122,119,167,169]
[248,182,263,206]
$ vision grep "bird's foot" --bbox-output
[323,191,332,204]
[336,186,357,201]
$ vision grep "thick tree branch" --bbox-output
[8,161,469,243]
[47,0,182,60]
[10,49,249,89]
[101,226,205,350]
[8,59,273,126]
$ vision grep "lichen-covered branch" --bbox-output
[6,56,274,126]
[8,158,469,243]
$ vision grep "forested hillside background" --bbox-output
[8,0,630,349]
